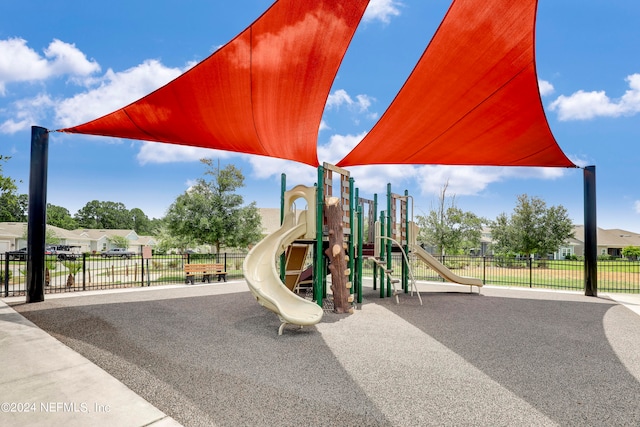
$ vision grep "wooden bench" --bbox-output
[184,263,227,284]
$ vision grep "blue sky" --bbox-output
[1,0,639,232]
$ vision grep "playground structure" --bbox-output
[23,0,598,307]
[243,163,487,334]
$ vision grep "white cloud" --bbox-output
[326,89,353,109]
[364,0,402,24]
[0,93,54,134]
[635,200,640,214]
[44,39,101,77]
[247,156,318,185]
[326,89,375,112]
[55,59,185,128]
[137,142,233,165]
[318,132,366,165]
[549,73,640,121]
[413,165,567,198]
[538,79,554,96]
[0,38,99,95]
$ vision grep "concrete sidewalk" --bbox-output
[0,291,183,427]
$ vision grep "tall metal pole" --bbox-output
[372,193,378,291]
[26,126,49,303]
[386,183,392,297]
[314,166,324,307]
[348,177,355,291]
[584,165,597,297]
[279,173,286,281]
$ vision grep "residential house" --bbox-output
[0,222,156,255]
[471,226,640,259]
[571,226,640,258]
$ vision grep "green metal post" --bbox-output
[348,177,355,293]
[372,193,378,291]
[280,173,286,281]
[357,203,363,304]
[386,183,392,298]
[314,166,324,306]
[404,189,409,293]
[351,186,358,297]
[379,211,385,298]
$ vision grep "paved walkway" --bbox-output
[2,281,640,426]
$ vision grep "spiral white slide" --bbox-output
[410,244,483,289]
[243,211,323,335]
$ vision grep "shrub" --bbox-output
[0,270,12,282]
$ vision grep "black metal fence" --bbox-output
[3,252,639,297]
[2,252,246,297]
[389,254,640,293]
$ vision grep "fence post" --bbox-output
[141,256,145,287]
[482,256,486,285]
[4,254,9,297]
[528,257,533,288]
[82,253,86,291]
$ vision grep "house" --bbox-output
[571,226,640,258]
[0,222,156,254]
[471,226,640,259]
[75,228,157,253]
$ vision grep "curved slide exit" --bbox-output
[243,211,323,335]
[410,244,483,290]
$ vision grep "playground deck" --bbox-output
[3,280,640,426]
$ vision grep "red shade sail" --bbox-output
[337,0,575,168]
[59,0,370,167]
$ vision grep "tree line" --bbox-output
[416,181,575,259]
[0,156,263,253]
[4,154,623,258]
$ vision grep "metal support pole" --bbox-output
[584,165,597,297]
[348,177,355,291]
[26,126,49,303]
[386,183,392,298]
[280,173,286,281]
[314,166,324,306]
[372,193,378,291]
[357,204,363,304]
[379,211,385,298]
[403,189,409,293]
[352,187,358,297]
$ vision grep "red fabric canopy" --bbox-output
[337,0,575,168]
[59,0,370,167]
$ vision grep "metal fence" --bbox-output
[387,254,640,293]
[2,252,246,297]
[3,252,640,297]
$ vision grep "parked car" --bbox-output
[101,248,136,258]
[7,248,28,261]
[48,245,81,261]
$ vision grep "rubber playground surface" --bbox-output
[6,280,640,426]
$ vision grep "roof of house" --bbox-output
[0,223,155,246]
[569,226,640,248]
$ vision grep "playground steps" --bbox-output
[368,256,402,303]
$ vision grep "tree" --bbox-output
[47,204,78,230]
[108,235,130,249]
[75,200,134,229]
[416,182,485,255]
[490,194,574,258]
[130,208,153,234]
[164,160,262,253]
[0,156,27,222]
[622,246,640,261]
